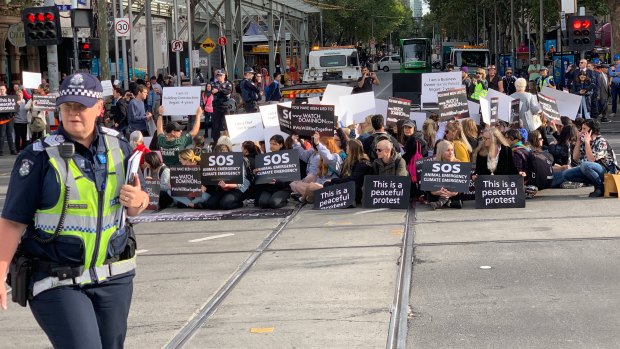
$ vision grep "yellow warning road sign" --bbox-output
[201,37,216,54]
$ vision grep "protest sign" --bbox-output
[467,100,481,124]
[313,181,356,210]
[415,157,434,183]
[161,86,201,115]
[410,112,427,130]
[308,96,321,104]
[200,152,245,184]
[0,96,17,113]
[144,180,160,211]
[225,112,264,151]
[420,72,461,105]
[541,86,581,119]
[338,92,375,125]
[362,175,411,209]
[486,88,516,122]
[289,104,336,137]
[321,84,353,117]
[277,104,292,134]
[479,97,491,125]
[254,150,300,184]
[22,71,41,89]
[260,102,291,147]
[475,175,525,209]
[490,97,499,124]
[419,161,473,193]
[32,95,57,111]
[510,99,520,123]
[387,97,411,126]
[375,99,388,118]
[538,93,561,121]
[437,87,469,121]
[101,80,113,97]
[170,166,202,196]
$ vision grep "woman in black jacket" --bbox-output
[254,135,293,209]
[571,71,594,119]
[474,127,518,176]
[323,139,371,204]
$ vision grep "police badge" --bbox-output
[19,159,34,177]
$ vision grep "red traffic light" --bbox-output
[81,43,90,50]
[45,12,55,21]
[36,13,45,22]
[26,13,36,23]
[581,19,591,28]
[572,20,582,29]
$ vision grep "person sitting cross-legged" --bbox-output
[428,140,464,210]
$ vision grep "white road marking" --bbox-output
[376,81,393,98]
[353,208,389,215]
[136,249,149,254]
[189,233,235,243]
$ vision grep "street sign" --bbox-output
[217,36,227,46]
[201,37,216,54]
[192,50,200,68]
[114,18,130,37]
[171,40,183,52]
[199,57,208,67]
[560,11,566,31]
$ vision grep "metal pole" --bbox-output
[225,0,234,77]
[539,0,544,65]
[187,0,194,83]
[146,0,155,78]
[476,3,479,45]
[44,0,59,93]
[119,0,129,90]
[72,28,79,73]
[510,0,515,68]
[113,0,120,84]
[173,0,181,85]
[320,10,323,46]
[128,0,135,81]
[267,1,275,76]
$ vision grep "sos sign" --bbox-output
[419,161,473,193]
[200,152,244,184]
[208,154,235,166]
[255,150,300,184]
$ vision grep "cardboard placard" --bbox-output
[0,96,18,113]
[313,181,356,210]
[289,104,336,137]
[537,93,561,121]
[480,97,491,125]
[475,175,525,209]
[277,104,292,134]
[419,161,473,193]
[362,175,411,209]
[338,92,376,125]
[200,152,244,184]
[321,84,353,117]
[170,166,202,196]
[22,71,42,89]
[490,97,499,124]
[259,102,291,148]
[161,86,201,115]
[420,71,462,104]
[101,80,114,97]
[415,157,434,183]
[541,86,581,120]
[254,150,301,184]
[32,95,57,111]
[225,112,264,151]
[510,99,520,123]
[144,180,160,210]
[387,97,411,126]
[467,100,481,124]
[437,87,469,121]
[486,88,516,122]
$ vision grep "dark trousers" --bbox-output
[211,108,228,143]
[14,122,28,151]
[256,189,290,209]
[612,83,620,114]
[0,120,16,154]
[205,188,244,210]
[29,273,134,349]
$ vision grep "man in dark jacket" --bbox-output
[240,67,261,112]
[211,70,233,143]
[362,114,400,161]
[371,139,408,176]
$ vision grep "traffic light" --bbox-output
[567,15,596,51]
[79,40,92,70]
[22,6,62,46]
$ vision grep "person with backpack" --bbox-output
[143,152,174,209]
[264,72,282,103]
[362,114,400,161]
[371,139,408,177]
[505,129,541,198]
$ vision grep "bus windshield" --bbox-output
[455,51,489,68]
[402,42,427,63]
[319,55,347,67]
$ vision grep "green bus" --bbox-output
[399,38,432,73]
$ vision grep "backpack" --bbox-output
[369,133,392,162]
[30,111,47,133]
[527,151,554,189]
[406,141,424,183]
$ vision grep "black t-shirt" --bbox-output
[354,76,373,93]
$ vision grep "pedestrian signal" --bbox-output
[22,6,62,46]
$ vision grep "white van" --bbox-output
[377,55,400,72]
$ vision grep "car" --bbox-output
[377,55,400,72]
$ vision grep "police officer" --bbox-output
[608,54,620,116]
[240,67,261,113]
[211,69,233,143]
[0,73,148,348]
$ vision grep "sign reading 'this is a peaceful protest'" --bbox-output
[313,181,356,210]
[363,175,411,209]
[475,175,525,209]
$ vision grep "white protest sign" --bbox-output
[375,99,388,117]
[467,100,481,124]
[479,97,491,125]
[321,84,353,118]
[161,86,201,115]
[307,96,320,104]
[410,112,427,130]
[259,102,291,149]
[22,71,42,89]
[226,113,264,151]
[101,80,113,97]
[486,88,516,122]
[436,121,447,141]
[339,92,375,125]
[421,72,461,105]
[541,86,581,120]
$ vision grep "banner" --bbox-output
[32,95,57,111]
[538,93,561,121]
[313,181,356,210]
[277,104,292,134]
[437,87,469,121]
[419,161,473,193]
[420,71,462,104]
[475,175,525,209]
[254,150,300,184]
[0,96,17,113]
[161,86,201,115]
[225,112,264,152]
[386,97,411,126]
[170,166,202,196]
[144,180,160,210]
[200,152,245,184]
[362,175,411,209]
[288,104,336,137]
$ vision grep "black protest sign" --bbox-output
[490,97,499,124]
[419,161,473,193]
[362,175,411,209]
[0,96,17,113]
[510,99,520,123]
[387,97,411,127]
[200,152,244,185]
[144,180,160,210]
[254,150,301,184]
[538,93,561,121]
[437,87,469,121]
[170,166,202,196]
[289,104,336,137]
[277,105,292,134]
[313,181,356,210]
[415,157,434,183]
[475,175,525,209]
[32,95,57,111]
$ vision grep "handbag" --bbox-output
[407,141,423,182]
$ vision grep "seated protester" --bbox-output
[362,114,401,161]
[422,119,437,158]
[335,127,349,154]
[242,140,262,170]
[504,129,530,176]
[187,135,207,156]
[323,139,371,204]
[156,106,202,166]
[290,132,344,203]
[205,144,252,210]
[356,115,374,143]
[560,119,617,197]
[527,130,569,189]
[129,130,151,169]
[428,140,464,210]
[143,152,174,209]
[461,118,479,151]
[474,127,518,176]
[371,139,409,176]
[445,120,472,162]
[254,135,293,209]
[548,124,578,167]
[173,149,211,209]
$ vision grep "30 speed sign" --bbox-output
[114,18,130,37]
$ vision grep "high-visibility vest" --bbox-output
[537,76,553,91]
[33,131,126,283]
[471,82,488,101]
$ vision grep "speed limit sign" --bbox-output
[114,18,130,37]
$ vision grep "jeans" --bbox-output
[561,161,606,190]
[169,191,210,207]
[551,171,565,188]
